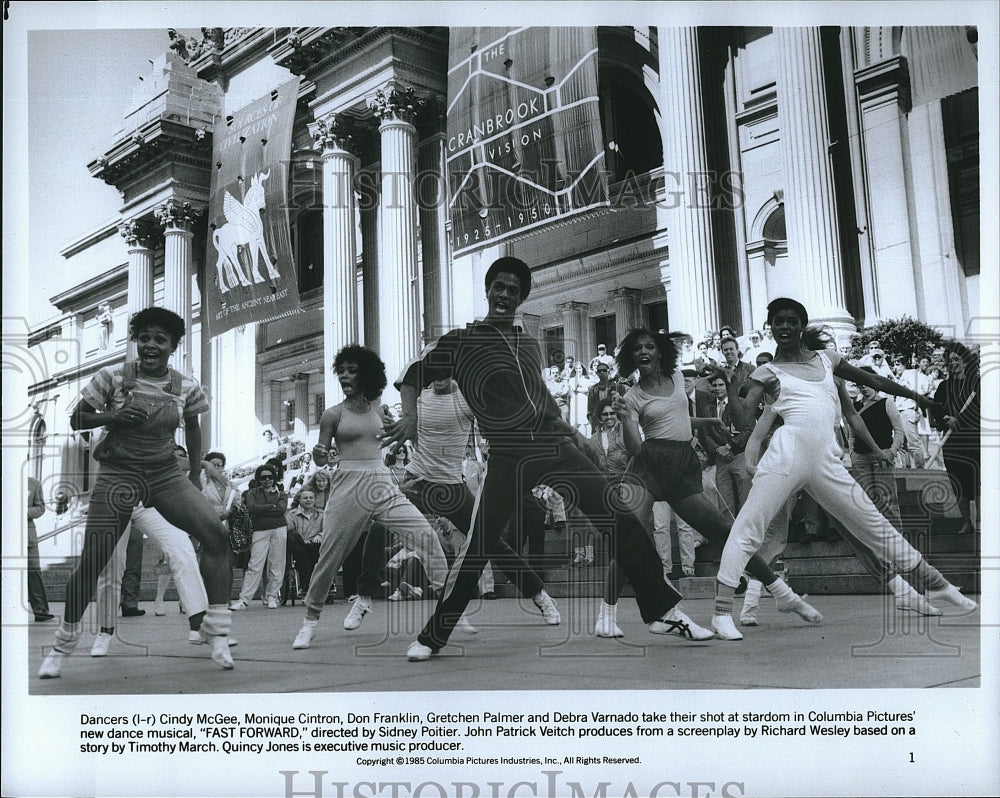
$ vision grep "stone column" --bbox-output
[659,27,719,338]
[119,218,157,360]
[609,288,645,335]
[371,85,424,398]
[155,199,201,374]
[310,113,360,406]
[854,56,919,322]
[418,106,451,340]
[557,301,589,365]
[775,27,853,329]
[293,373,310,442]
[360,194,380,353]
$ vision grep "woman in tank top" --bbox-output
[712,298,977,640]
[290,345,452,650]
[593,328,821,641]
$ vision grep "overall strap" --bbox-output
[167,367,184,396]
[122,360,139,390]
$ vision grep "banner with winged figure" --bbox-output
[204,76,302,337]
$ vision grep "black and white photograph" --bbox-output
[3,2,997,796]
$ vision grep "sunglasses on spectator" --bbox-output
[260,474,275,480]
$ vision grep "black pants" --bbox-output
[341,522,388,598]
[417,439,682,651]
[402,477,546,598]
[286,534,320,591]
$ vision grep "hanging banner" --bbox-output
[204,76,302,337]
[446,27,608,256]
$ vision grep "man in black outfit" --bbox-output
[386,256,710,661]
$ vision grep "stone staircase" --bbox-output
[37,469,979,603]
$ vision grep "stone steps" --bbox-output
[36,468,980,602]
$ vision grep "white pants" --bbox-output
[718,454,922,587]
[240,526,287,604]
[95,505,209,628]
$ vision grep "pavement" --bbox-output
[26,593,982,694]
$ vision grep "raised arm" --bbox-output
[382,383,419,448]
[612,393,643,457]
[835,358,936,411]
[836,381,893,467]
[312,405,342,466]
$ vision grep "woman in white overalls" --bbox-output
[712,298,978,640]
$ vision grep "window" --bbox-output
[593,314,617,355]
[942,89,979,277]
[544,327,565,368]
[645,302,668,334]
[314,393,325,425]
[296,210,324,293]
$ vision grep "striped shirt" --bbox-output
[81,363,209,419]
[405,385,474,484]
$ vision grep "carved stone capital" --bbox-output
[309,113,358,155]
[369,85,425,126]
[154,199,203,232]
[119,219,157,249]
[608,287,642,302]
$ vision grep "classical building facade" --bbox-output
[26,25,980,497]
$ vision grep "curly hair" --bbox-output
[333,344,388,401]
[615,328,678,379]
[254,463,279,483]
[129,307,186,345]
[942,340,979,373]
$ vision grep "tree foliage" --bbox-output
[847,316,945,365]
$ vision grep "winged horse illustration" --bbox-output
[212,170,282,293]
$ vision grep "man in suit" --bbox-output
[705,373,754,518]
[720,336,754,398]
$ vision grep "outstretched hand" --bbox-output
[381,415,417,448]
[915,394,940,413]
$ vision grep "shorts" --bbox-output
[634,438,704,503]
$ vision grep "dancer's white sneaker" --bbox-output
[38,651,67,678]
[293,620,318,649]
[343,597,371,630]
[208,635,235,669]
[406,641,435,662]
[895,590,942,616]
[648,607,714,640]
[776,594,823,624]
[926,585,978,614]
[711,614,744,641]
[595,615,624,638]
[739,599,760,627]
[90,632,113,657]
[532,590,561,625]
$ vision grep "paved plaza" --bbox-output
[26,594,981,695]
